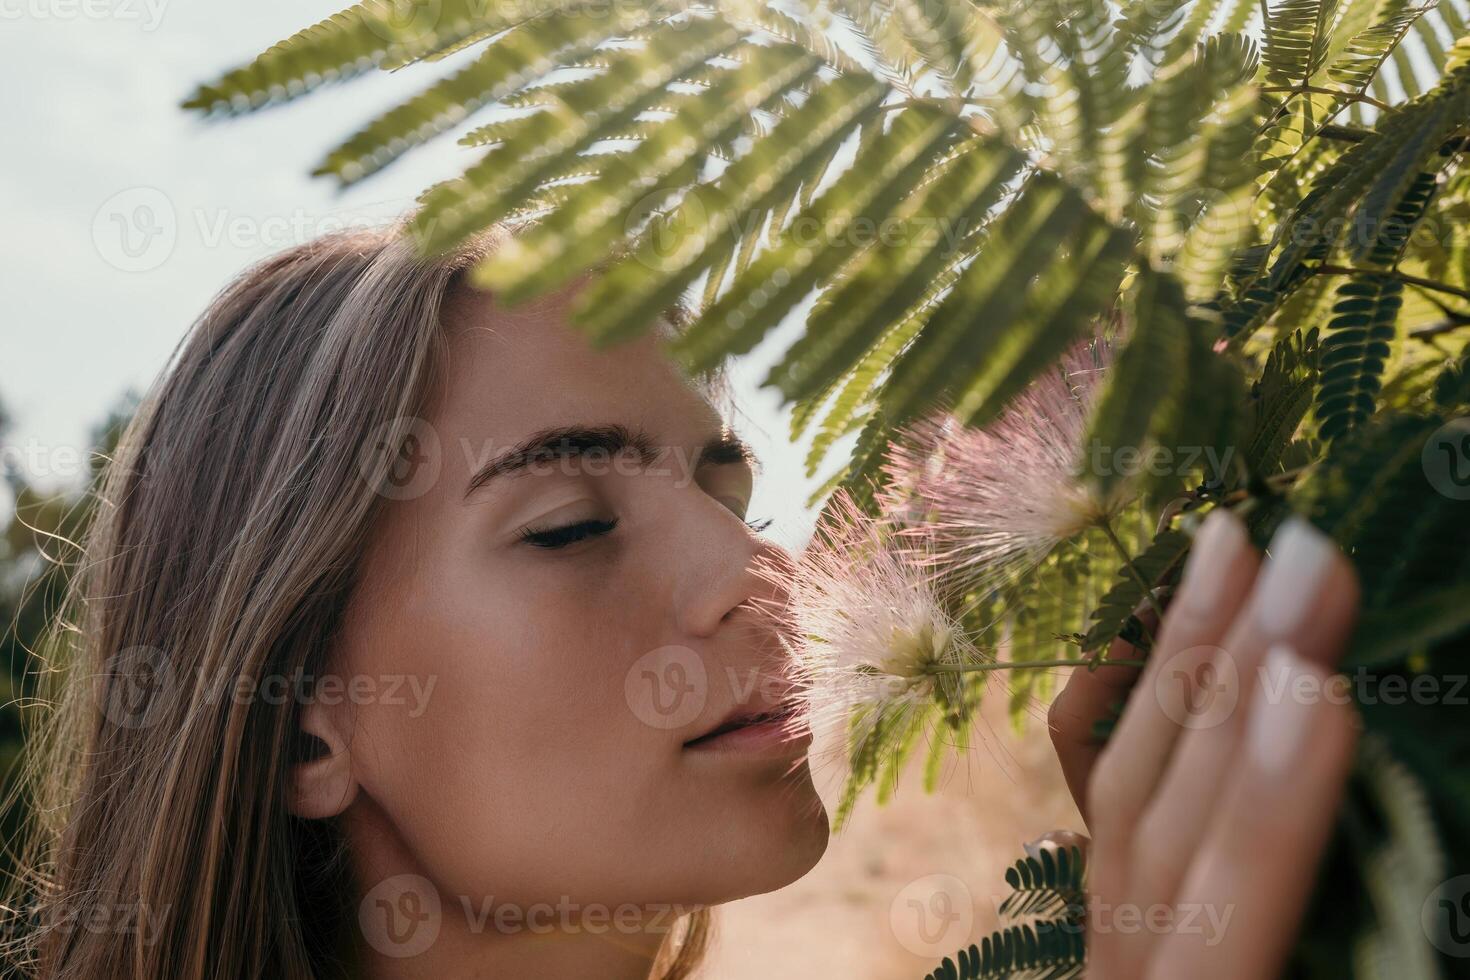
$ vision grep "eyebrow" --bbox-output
[463,423,759,498]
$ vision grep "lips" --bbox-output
[682,698,804,749]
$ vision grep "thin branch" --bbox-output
[877,97,944,113]
[929,657,1149,674]
[877,96,977,117]
[1216,464,1315,507]
[1317,123,1371,142]
[1261,85,1392,112]
[1313,264,1470,304]
[1315,123,1470,154]
[1099,517,1167,626]
[1410,318,1470,342]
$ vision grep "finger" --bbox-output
[1144,644,1359,980]
[1049,611,1153,824]
[1086,509,1260,845]
[1129,517,1359,905]
[1084,509,1260,977]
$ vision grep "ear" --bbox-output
[289,697,358,820]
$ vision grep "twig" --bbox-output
[1214,464,1313,507]
[878,96,980,122]
[1317,123,1372,142]
[930,657,1148,674]
[1313,264,1470,304]
[1099,517,1167,626]
[1260,85,1391,112]
[878,98,944,113]
[1411,318,1470,342]
[1317,124,1470,154]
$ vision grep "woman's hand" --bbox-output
[1046,510,1361,979]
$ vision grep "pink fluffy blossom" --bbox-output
[880,340,1129,590]
[755,490,984,824]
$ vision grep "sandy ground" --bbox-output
[702,686,1083,979]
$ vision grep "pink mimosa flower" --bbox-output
[756,490,985,825]
[881,340,1129,590]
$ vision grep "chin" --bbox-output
[766,783,830,889]
[688,762,832,906]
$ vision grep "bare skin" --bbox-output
[281,275,1354,979]
[288,281,830,979]
[1050,509,1361,978]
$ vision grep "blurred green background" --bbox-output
[0,394,133,894]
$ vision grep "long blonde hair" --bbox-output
[11,222,712,979]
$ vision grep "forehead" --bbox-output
[432,281,724,448]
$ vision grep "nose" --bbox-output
[674,506,794,640]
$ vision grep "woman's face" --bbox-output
[319,281,829,924]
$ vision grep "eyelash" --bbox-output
[518,515,773,549]
[519,517,619,549]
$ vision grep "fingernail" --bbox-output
[1247,644,1315,778]
[1253,517,1337,636]
[1023,829,1089,860]
[1175,509,1249,617]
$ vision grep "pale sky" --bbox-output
[0,0,834,543]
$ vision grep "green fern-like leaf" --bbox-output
[797,253,974,476]
[878,176,1098,427]
[1082,267,1193,497]
[1244,327,1321,477]
[1079,528,1190,651]
[1346,737,1447,980]
[1316,274,1404,441]
[674,106,980,376]
[1298,406,1470,668]
[924,921,1086,980]
[1349,88,1470,263]
[1433,346,1470,406]
[183,0,535,113]
[312,9,655,185]
[1350,582,1470,668]
[572,68,889,343]
[410,16,746,255]
[1325,0,1435,96]
[1262,0,1342,88]
[999,846,1086,918]
[951,222,1134,428]
[470,44,825,301]
[764,140,1027,404]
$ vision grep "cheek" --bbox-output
[339,558,680,898]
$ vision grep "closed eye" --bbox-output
[519,517,619,549]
